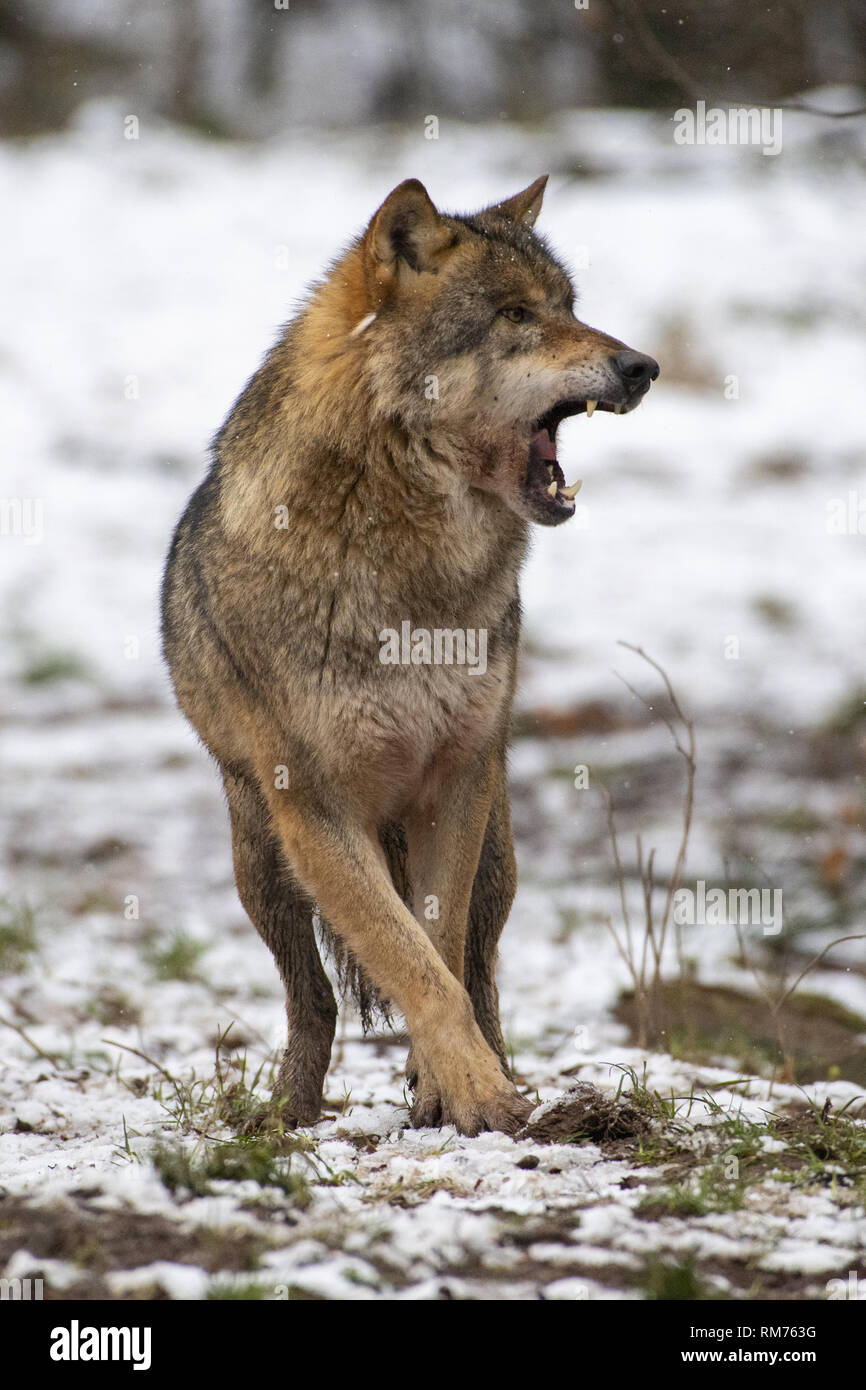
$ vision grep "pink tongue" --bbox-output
[531,427,557,462]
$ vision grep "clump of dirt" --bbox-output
[513,698,640,739]
[614,980,866,1085]
[520,1082,649,1145]
[0,1194,269,1298]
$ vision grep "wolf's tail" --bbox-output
[314,820,412,1033]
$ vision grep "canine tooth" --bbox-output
[614,403,622,414]
[546,463,555,478]
[585,399,597,418]
[559,479,582,499]
[547,480,558,497]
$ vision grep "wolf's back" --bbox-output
[160,461,253,754]
[161,465,219,673]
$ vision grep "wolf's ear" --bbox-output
[488,175,548,228]
[366,179,454,289]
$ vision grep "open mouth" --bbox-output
[525,397,630,525]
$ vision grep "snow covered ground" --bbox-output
[1,100,865,1299]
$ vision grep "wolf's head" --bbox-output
[332,177,658,527]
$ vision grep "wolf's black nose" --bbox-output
[612,350,660,393]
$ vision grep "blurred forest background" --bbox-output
[2,0,865,137]
[1,1,866,1301]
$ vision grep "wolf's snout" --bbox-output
[611,349,659,395]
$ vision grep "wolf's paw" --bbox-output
[443,1084,533,1138]
[407,1029,532,1136]
[241,1093,320,1136]
[405,1045,420,1092]
[407,1054,444,1128]
[409,1063,531,1137]
[409,1091,444,1129]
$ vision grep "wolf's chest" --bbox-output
[311,641,510,816]
[371,655,509,806]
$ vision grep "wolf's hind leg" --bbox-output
[465,759,516,1076]
[224,769,337,1127]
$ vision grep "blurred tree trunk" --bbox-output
[170,0,204,128]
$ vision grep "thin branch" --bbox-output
[618,642,692,733]
[601,645,696,1044]
[612,0,866,119]
[636,834,656,987]
[773,935,866,1015]
[613,668,688,760]
[615,643,696,947]
[734,920,774,1005]
[613,0,703,103]
[602,783,634,960]
[603,913,641,992]
[0,1012,62,1068]
[101,1037,177,1084]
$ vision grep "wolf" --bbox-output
[161,175,658,1136]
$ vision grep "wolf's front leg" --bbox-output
[403,750,527,1127]
[254,749,529,1137]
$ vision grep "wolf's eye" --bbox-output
[500,306,528,324]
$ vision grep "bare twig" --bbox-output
[0,1011,62,1068]
[602,783,634,964]
[615,642,696,974]
[774,935,866,1014]
[603,912,640,992]
[612,0,866,119]
[602,645,696,1046]
[101,1037,177,1083]
[733,923,866,1086]
[613,0,703,103]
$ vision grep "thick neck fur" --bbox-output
[214,244,528,626]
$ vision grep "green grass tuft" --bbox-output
[144,932,207,982]
[152,1135,312,1204]
[640,1256,720,1301]
[20,651,92,685]
[0,898,38,973]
